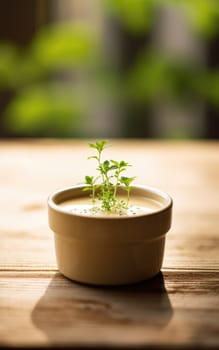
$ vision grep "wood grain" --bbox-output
[1,271,219,347]
[0,140,219,348]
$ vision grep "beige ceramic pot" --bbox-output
[48,185,172,286]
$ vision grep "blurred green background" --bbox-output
[0,0,219,138]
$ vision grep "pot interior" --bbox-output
[50,185,172,217]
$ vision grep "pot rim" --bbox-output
[48,184,173,220]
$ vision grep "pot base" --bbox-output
[54,234,165,286]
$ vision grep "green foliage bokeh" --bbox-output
[0,0,219,137]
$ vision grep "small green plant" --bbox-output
[84,140,136,214]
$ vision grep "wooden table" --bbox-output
[1,140,219,349]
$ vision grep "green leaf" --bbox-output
[96,140,108,152]
[120,176,136,186]
[83,187,93,192]
[89,143,98,149]
[88,155,98,160]
[103,160,110,171]
[119,160,129,167]
[110,160,119,167]
[109,165,117,170]
[85,175,94,185]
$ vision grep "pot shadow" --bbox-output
[31,272,173,345]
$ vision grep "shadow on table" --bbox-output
[31,272,173,344]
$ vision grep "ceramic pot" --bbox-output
[48,185,172,285]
